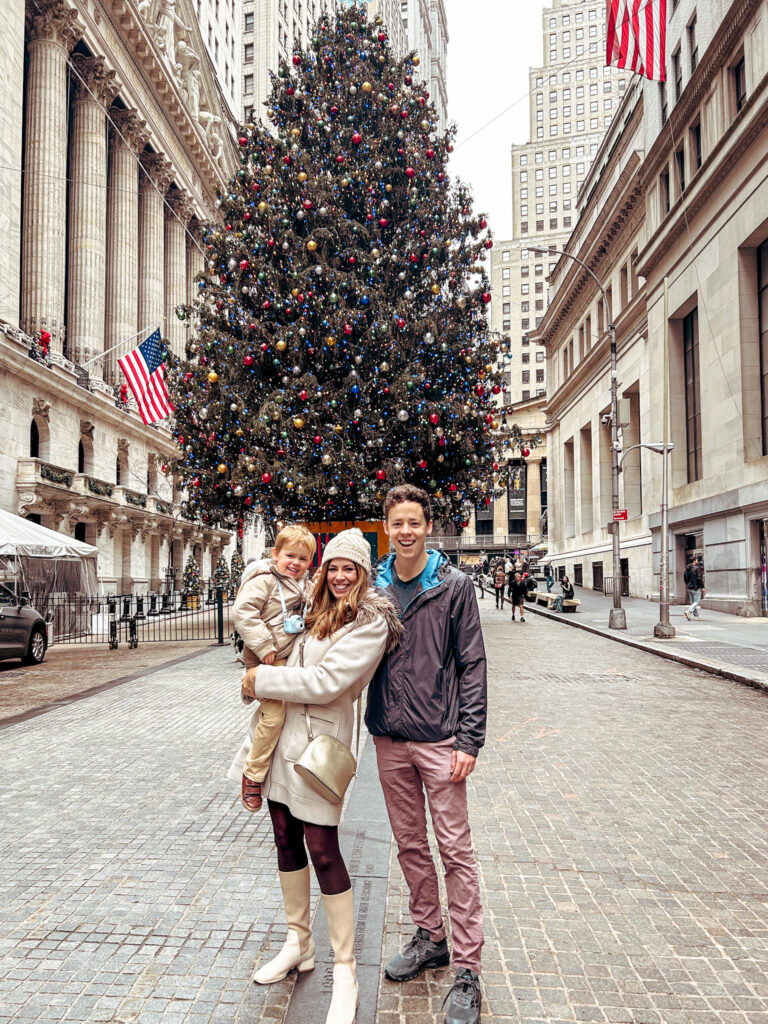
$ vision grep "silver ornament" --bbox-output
[397,409,409,422]
[230,403,238,412]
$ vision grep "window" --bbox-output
[658,167,670,215]
[521,266,529,277]
[521,319,530,330]
[521,301,529,313]
[502,286,510,297]
[675,146,685,193]
[522,352,530,364]
[660,81,668,124]
[502,249,511,261]
[536,351,545,362]
[503,320,510,331]
[690,121,702,171]
[522,390,531,401]
[759,239,768,453]
[683,308,702,481]
[520,154,528,165]
[734,56,747,112]
[536,369,545,383]
[244,74,253,96]
[673,49,682,101]
[689,15,698,72]
[502,268,510,279]
[522,370,530,384]
[502,303,511,314]
[30,420,39,458]
[244,10,253,31]
[244,42,253,63]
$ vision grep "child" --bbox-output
[232,524,315,812]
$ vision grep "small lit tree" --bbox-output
[229,550,245,593]
[212,555,230,590]
[182,553,201,595]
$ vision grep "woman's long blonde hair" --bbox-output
[305,560,369,640]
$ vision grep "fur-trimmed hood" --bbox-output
[355,587,403,653]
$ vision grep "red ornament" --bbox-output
[245,496,253,506]
[521,447,530,458]
[260,343,269,351]
[481,292,491,304]
[262,300,271,309]
[239,259,249,270]
[418,459,428,469]
[449,483,457,492]
[243,354,254,366]
[336,155,345,164]
[243,212,251,221]
[261,472,272,484]
[475,384,485,396]
[426,148,435,159]
[330,105,339,116]
[238,136,248,147]
[429,413,439,425]
[299,390,308,401]
[192,477,201,488]
[460,520,468,528]
[351,132,362,145]
[378,217,389,228]
[376,469,386,481]
[292,55,301,65]
[313,435,323,445]
[479,218,487,229]
[378,31,387,42]
[397,318,405,328]
[405,167,415,178]
[286,86,295,96]
[492,384,501,394]
[484,239,493,249]
[303,199,313,210]
[277,448,287,457]
[344,323,353,335]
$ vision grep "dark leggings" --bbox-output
[267,799,351,895]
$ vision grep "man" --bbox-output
[366,485,486,1024]
[684,557,705,620]
[544,563,554,593]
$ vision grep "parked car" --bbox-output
[0,583,47,664]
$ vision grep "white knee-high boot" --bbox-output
[321,889,358,1024]
[253,867,315,984]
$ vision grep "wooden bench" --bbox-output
[561,599,581,613]
[529,591,581,612]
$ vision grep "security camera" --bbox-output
[601,414,612,425]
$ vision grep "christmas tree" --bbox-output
[229,550,245,592]
[181,554,201,595]
[212,555,230,589]
[170,3,525,527]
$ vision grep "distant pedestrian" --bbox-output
[684,557,705,620]
[493,564,506,609]
[509,573,527,622]
[544,563,555,592]
[552,575,574,613]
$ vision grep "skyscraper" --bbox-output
[399,0,448,128]
[490,0,628,406]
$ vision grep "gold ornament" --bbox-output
[491,420,500,430]
[362,81,372,92]
[291,128,300,137]
[334,425,344,434]
[258,201,267,211]
[307,240,318,252]
[413,56,420,66]
[217,463,227,474]
[247,463,256,473]
[341,177,350,187]
[235,428,244,437]
[385,183,392,192]
[292,416,305,429]
[326,335,336,347]
[298,171,308,182]
[431,284,440,294]
[207,371,219,383]
[286,481,294,490]
[291,287,299,297]
[276,340,287,351]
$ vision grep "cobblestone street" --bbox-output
[1,605,768,1023]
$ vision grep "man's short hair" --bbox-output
[383,484,432,524]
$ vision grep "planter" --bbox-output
[188,594,200,610]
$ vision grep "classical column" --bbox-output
[186,217,205,307]
[138,152,173,341]
[526,457,542,544]
[104,109,148,383]
[67,55,118,368]
[164,190,193,359]
[21,0,82,351]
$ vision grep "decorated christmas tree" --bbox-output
[181,553,201,595]
[229,550,245,592]
[170,3,526,527]
[212,555,230,589]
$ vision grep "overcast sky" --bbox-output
[444,0,549,240]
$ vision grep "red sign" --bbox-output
[613,509,628,521]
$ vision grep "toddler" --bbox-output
[232,524,315,811]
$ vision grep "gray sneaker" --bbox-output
[384,927,450,982]
[443,969,482,1024]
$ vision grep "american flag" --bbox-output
[606,0,667,82]
[117,329,174,425]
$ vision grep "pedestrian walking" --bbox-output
[506,563,515,601]
[509,572,527,622]
[234,529,402,1024]
[493,563,506,609]
[544,562,554,592]
[366,485,486,1024]
[684,556,705,620]
[552,574,574,613]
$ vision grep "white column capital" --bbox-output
[25,0,82,49]
[70,54,119,106]
[140,152,174,195]
[109,107,149,154]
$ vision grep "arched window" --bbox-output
[116,456,121,485]
[30,420,40,458]
[74,522,87,543]
[78,440,85,473]
[78,435,94,475]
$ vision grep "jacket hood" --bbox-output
[356,588,404,653]
[374,548,448,594]
[239,558,274,585]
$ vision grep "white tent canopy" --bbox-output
[0,509,98,598]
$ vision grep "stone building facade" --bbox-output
[0,0,243,594]
[535,0,768,616]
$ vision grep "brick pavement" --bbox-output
[378,602,768,1024]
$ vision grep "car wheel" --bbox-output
[24,627,46,665]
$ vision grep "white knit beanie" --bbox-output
[321,528,372,576]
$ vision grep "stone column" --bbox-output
[164,190,192,360]
[186,217,204,307]
[138,152,173,341]
[526,457,542,544]
[67,55,118,368]
[21,0,82,351]
[104,109,148,383]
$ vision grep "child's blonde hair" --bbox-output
[273,524,316,557]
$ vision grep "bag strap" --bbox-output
[299,633,361,760]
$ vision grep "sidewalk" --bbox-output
[519,586,768,691]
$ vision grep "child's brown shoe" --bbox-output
[241,775,263,811]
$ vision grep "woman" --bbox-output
[237,529,402,1024]
[493,562,506,609]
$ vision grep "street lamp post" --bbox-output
[531,246,626,629]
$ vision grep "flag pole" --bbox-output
[79,320,163,369]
